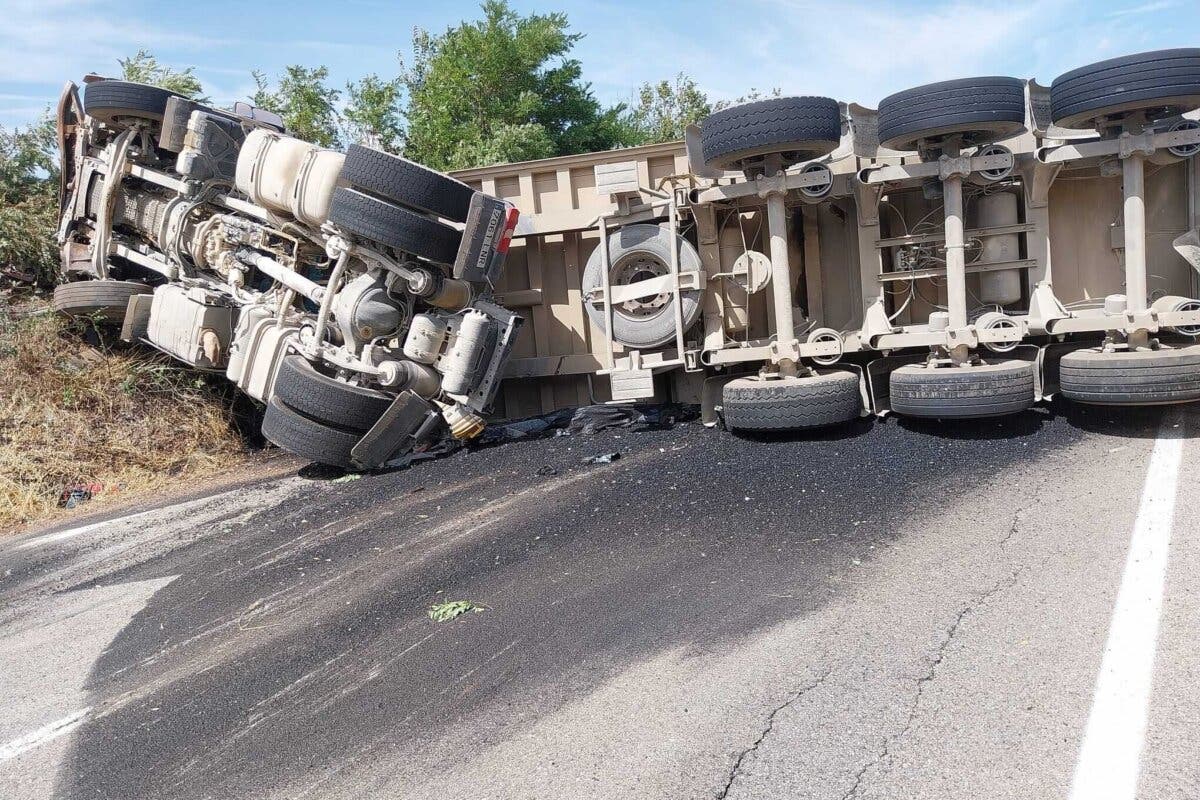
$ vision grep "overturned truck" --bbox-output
[54,76,521,469]
[455,48,1200,426]
[54,48,1200,467]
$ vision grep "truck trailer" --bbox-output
[52,48,1200,466]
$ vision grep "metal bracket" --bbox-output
[859,150,1014,185]
[755,170,789,199]
[1038,125,1200,165]
[1118,131,1157,160]
[938,154,973,181]
[586,270,703,305]
[691,163,837,204]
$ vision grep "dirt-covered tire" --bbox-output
[1051,48,1200,128]
[83,80,184,125]
[52,280,151,323]
[261,396,360,469]
[1059,345,1200,405]
[340,145,475,222]
[272,355,392,433]
[722,371,862,431]
[699,96,842,172]
[581,224,703,349]
[328,187,461,265]
[890,359,1034,418]
[878,77,1026,152]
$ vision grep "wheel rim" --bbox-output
[610,252,670,321]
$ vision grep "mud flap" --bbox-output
[350,390,440,469]
[453,193,519,285]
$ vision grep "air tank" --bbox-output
[976,192,1021,306]
[439,310,491,396]
[402,314,449,364]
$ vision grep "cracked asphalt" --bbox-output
[2,400,1199,799]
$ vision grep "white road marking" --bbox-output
[15,518,134,551]
[12,476,305,552]
[0,708,91,762]
[1068,415,1184,800]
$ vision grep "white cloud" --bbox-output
[1106,0,1180,17]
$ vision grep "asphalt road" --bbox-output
[1,400,1198,799]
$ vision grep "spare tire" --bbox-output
[1051,48,1200,128]
[878,77,1026,152]
[581,224,703,349]
[699,96,842,172]
[83,80,184,125]
[328,187,461,265]
[340,145,475,222]
[1059,345,1200,405]
[272,355,392,433]
[889,359,1034,418]
[53,280,151,323]
[722,371,862,431]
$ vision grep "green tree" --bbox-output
[0,114,59,286]
[713,87,783,111]
[401,0,627,170]
[252,66,341,147]
[622,73,713,145]
[343,74,404,153]
[618,77,784,146]
[118,50,206,100]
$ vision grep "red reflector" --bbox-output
[497,206,520,254]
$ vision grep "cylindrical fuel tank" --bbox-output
[235,128,344,225]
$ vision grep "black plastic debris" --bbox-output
[483,403,697,444]
[58,482,102,508]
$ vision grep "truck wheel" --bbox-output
[722,371,861,431]
[261,396,360,469]
[83,80,184,125]
[271,355,392,433]
[878,77,1026,152]
[581,224,703,349]
[699,96,842,172]
[1051,48,1200,128]
[328,187,461,265]
[889,359,1034,418]
[52,280,151,323]
[1059,345,1200,405]
[340,145,475,223]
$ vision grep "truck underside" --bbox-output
[53,49,1200,466]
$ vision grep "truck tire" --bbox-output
[52,280,151,323]
[328,187,461,265]
[271,355,391,433]
[340,145,475,222]
[889,359,1034,418]
[261,396,360,469]
[878,77,1026,152]
[722,371,861,431]
[1051,48,1200,128]
[581,224,703,349]
[1059,345,1200,405]
[699,96,842,172]
[83,80,184,125]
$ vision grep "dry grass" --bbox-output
[0,295,250,533]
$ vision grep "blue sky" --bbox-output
[1,0,1196,131]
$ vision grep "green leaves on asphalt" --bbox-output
[428,600,487,622]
